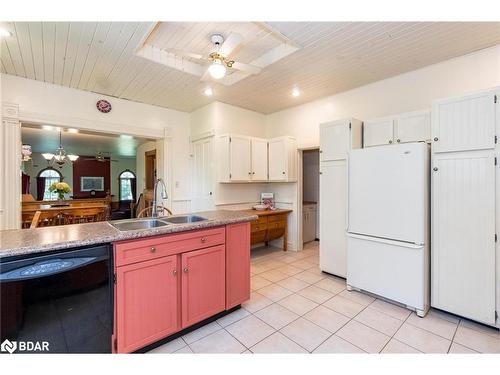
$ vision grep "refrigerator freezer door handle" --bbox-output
[346,153,350,231]
[346,232,424,249]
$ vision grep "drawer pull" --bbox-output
[150,247,156,253]
[172,269,177,277]
[201,237,208,243]
[183,267,189,273]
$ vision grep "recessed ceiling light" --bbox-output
[291,88,300,97]
[204,87,213,96]
[67,128,79,133]
[0,28,12,38]
[42,125,61,132]
[120,134,133,139]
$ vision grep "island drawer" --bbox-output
[114,226,225,267]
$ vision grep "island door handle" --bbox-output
[150,247,156,253]
[200,237,208,243]
[183,267,189,273]
[172,269,177,277]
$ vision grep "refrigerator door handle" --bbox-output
[346,232,424,249]
[345,153,350,231]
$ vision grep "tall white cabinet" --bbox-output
[319,118,362,277]
[431,88,499,327]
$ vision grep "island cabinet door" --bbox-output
[115,255,180,353]
[226,222,251,309]
[181,245,226,328]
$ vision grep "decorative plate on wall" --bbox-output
[96,100,112,113]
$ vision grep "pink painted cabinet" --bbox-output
[115,255,180,354]
[226,222,251,309]
[181,245,226,328]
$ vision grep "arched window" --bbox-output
[119,170,136,201]
[38,168,62,200]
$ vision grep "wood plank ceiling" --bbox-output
[1,22,500,114]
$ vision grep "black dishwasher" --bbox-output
[0,245,113,353]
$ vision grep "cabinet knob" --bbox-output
[172,269,177,277]
[433,167,438,172]
[201,237,208,243]
[282,171,286,174]
[388,140,393,144]
[434,137,439,142]
[396,139,401,143]
[183,267,189,273]
[319,150,323,153]
[150,247,156,253]
[248,172,251,175]
[252,172,255,175]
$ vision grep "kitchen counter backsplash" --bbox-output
[0,210,257,258]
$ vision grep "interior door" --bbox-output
[431,151,496,325]
[191,138,214,211]
[181,245,226,328]
[251,138,268,181]
[229,136,251,181]
[116,255,179,353]
[268,138,286,181]
[320,121,350,161]
[432,91,496,153]
[395,111,431,143]
[363,118,394,147]
[319,160,347,277]
[348,143,428,244]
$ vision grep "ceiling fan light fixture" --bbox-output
[42,153,54,160]
[68,155,79,161]
[0,28,12,38]
[208,59,226,79]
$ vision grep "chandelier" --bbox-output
[42,131,79,167]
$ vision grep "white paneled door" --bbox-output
[229,136,251,181]
[320,121,350,161]
[268,138,286,181]
[363,118,394,147]
[319,161,347,277]
[395,110,431,144]
[431,151,496,325]
[432,90,496,153]
[251,139,268,181]
[191,138,214,211]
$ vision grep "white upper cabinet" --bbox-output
[364,110,431,147]
[363,117,395,147]
[432,90,496,153]
[250,138,268,181]
[320,118,362,161]
[268,136,297,182]
[395,110,431,144]
[217,134,296,183]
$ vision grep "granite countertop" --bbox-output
[0,210,258,258]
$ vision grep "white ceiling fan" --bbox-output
[83,152,118,163]
[165,33,262,81]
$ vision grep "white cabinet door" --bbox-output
[229,136,251,181]
[432,91,496,153]
[363,118,394,147]
[191,138,214,210]
[431,151,496,325]
[251,138,268,181]
[395,111,431,143]
[268,138,286,181]
[320,121,350,161]
[319,161,347,277]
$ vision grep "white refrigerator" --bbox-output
[346,142,430,316]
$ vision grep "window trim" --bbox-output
[119,169,135,201]
[38,167,63,201]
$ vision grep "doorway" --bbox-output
[144,149,157,190]
[302,149,320,245]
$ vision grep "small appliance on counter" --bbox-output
[252,192,276,211]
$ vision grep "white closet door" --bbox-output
[395,111,431,143]
[320,121,349,161]
[268,138,286,181]
[251,139,268,181]
[433,91,496,153]
[191,138,214,211]
[363,118,394,147]
[229,136,251,181]
[319,161,347,277]
[431,151,496,325]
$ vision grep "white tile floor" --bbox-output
[148,242,500,354]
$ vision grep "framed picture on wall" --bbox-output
[81,176,104,191]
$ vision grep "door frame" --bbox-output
[1,102,172,229]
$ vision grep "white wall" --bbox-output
[1,74,192,220]
[266,45,500,251]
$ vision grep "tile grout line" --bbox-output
[447,318,461,353]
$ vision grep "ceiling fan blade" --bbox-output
[200,67,212,82]
[231,61,262,75]
[164,48,207,61]
[219,33,243,57]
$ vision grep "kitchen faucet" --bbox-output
[152,178,168,217]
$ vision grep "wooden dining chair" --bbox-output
[62,207,106,224]
[137,205,173,218]
[30,210,65,228]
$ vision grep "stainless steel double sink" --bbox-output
[110,215,208,231]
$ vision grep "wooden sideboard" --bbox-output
[241,209,292,251]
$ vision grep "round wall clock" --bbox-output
[96,100,112,113]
